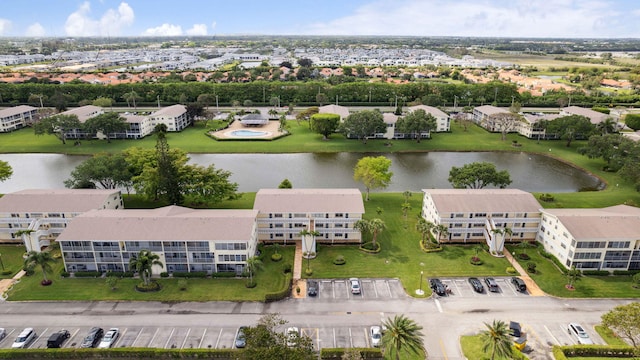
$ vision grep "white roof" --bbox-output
[0,189,120,213]
[151,104,186,118]
[560,106,608,124]
[254,188,364,214]
[423,189,541,213]
[319,104,350,119]
[407,105,449,118]
[474,105,509,116]
[57,206,258,241]
[0,105,37,118]
[542,205,640,240]
[59,105,102,123]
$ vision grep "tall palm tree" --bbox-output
[434,224,449,244]
[129,249,163,286]
[368,218,386,249]
[23,250,56,285]
[415,219,435,245]
[401,202,412,221]
[245,256,263,285]
[354,219,370,242]
[480,320,513,360]
[566,266,581,290]
[381,314,425,360]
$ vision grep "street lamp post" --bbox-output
[215,95,219,112]
[0,253,4,271]
[416,270,424,296]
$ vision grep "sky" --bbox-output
[0,0,639,38]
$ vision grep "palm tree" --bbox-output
[566,266,581,290]
[434,224,449,244]
[597,117,617,135]
[402,190,412,202]
[245,256,263,285]
[14,229,35,252]
[23,250,56,285]
[354,219,370,242]
[129,249,163,287]
[415,219,435,245]
[401,202,412,221]
[381,314,425,360]
[480,320,513,360]
[369,218,386,249]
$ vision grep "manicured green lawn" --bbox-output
[508,245,640,298]
[460,334,527,360]
[302,193,512,297]
[594,325,629,346]
[0,244,25,278]
[7,245,292,301]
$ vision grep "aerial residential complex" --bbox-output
[0,105,38,132]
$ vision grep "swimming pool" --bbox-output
[228,129,270,137]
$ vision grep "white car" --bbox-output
[349,278,361,294]
[370,326,382,347]
[286,326,299,347]
[568,323,593,345]
[12,328,36,349]
[97,328,120,349]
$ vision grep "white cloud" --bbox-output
[301,0,631,38]
[143,23,183,36]
[186,24,207,36]
[0,19,12,35]
[25,23,46,37]
[64,1,134,36]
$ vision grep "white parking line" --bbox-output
[164,328,175,349]
[132,327,144,347]
[31,327,48,349]
[364,327,369,347]
[332,328,336,348]
[544,325,561,345]
[198,329,206,348]
[180,328,191,349]
[214,328,222,349]
[385,281,392,297]
[434,299,443,313]
[148,328,160,348]
[348,328,353,348]
[372,281,379,298]
[332,280,336,299]
[114,328,126,348]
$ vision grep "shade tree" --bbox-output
[353,156,393,201]
[339,110,386,144]
[448,162,512,189]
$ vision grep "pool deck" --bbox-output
[211,120,286,139]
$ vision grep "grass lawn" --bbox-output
[594,325,629,346]
[302,193,512,297]
[460,334,527,360]
[7,245,292,302]
[0,244,25,278]
[508,245,640,298]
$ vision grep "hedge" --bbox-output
[555,344,638,357]
[0,348,244,359]
[264,273,292,302]
[582,270,610,276]
[320,348,383,359]
[613,270,640,276]
[73,271,103,278]
[172,271,207,278]
[210,272,237,278]
[106,271,134,278]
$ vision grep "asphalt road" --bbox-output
[0,284,633,359]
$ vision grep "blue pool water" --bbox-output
[229,130,268,137]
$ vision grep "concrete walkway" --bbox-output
[503,249,545,296]
[291,242,306,298]
[0,270,26,301]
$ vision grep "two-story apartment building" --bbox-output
[148,104,189,132]
[0,105,38,132]
[538,205,640,271]
[560,106,612,125]
[421,189,542,254]
[0,189,122,251]
[407,105,451,132]
[59,105,104,139]
[253,189,365,246]
[57,206,259,274]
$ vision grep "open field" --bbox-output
[471,50,623,70]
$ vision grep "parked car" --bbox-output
[47,330,70,348]
[349,278,361,295]
[235,326,247,348]
[307,280,318,297]
[370,326,382,347]
[286,327,299,347]
[468,277,484,293]
[0,328,6,342]
[511,277,527,292]
[429,278,447,296]
[80,327,104,348]
[484,277,499,292]
[98,328,119,349]
[568,323,593,345]
[12,328,36,349]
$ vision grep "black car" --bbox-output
[47,330,70,348]
[511,277,527,292]
[429,278,447,296]
[307,280,318,296]
[468,277,484,293]
[80,327,104,348]
[235,326,247,348]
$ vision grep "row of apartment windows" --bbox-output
[269,213,349,218]
[218,254,247,262]
[214,242,247,251]
[573,241,631,249]
[269,233,349,239]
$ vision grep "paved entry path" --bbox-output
[0,270,26,301]
[503,249,545,296]
[291,242,306,298]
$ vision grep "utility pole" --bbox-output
[454,95,458,112]
[157,95,160,109]
[215,95,219,112]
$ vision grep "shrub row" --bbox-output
[172,271,208,278]
[210,272,237,278]
[105,271,134,278]
[320,348,383,359]
[582,270,610,276]
[73,271,103,278]
[0,348,243,359]
[613,270,640,276]
[553,344,638,358]
[538,250,568,274]
[419,240,443,253]
[264,274,292,303]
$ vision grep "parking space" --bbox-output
[435,277,530,298]
[304,326,371,349]
[311,278,406,300]
[528,322,603,348]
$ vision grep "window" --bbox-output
[608,241,630,249]
[576,241,606,249]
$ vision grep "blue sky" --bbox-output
[0,0,639,38]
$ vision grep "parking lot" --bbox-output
[433,277,530,298]
[307,278,406,300]
[0,324,381,351]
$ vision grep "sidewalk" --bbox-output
[0,270,26,300]
[503,249,545,296]
[291,242,306,298]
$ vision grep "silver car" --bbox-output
[568,323,593,345]
[97,328,119,349]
